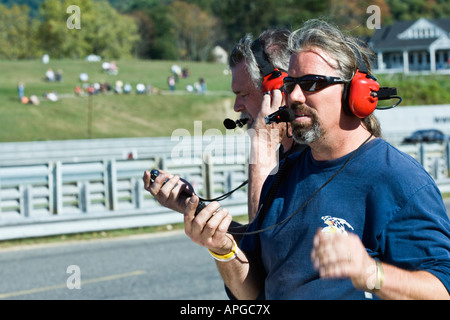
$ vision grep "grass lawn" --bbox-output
[376,73,450,107]
[0,58,449,142]
[0,59,235,142]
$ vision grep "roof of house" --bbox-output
[369,18,450,52]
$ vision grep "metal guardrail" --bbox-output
[0,157,249,240]
[0,136,251,240]
[0,137,448,240]
[0,135,250,166]
[398,142,450,180]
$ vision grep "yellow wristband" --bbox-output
[375,260,384,290]
[208,240,238,262]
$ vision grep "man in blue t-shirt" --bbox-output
[239,138,450,299]
[148,19,450,299]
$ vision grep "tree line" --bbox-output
[0,0,448,61]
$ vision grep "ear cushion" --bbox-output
[348,70,380,118]
[261,69,287,93]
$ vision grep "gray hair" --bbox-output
[288,19,375,82]
[288,19,381,137]
[229,29,291,88]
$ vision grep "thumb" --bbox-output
[185,195,198,216]
[184,195,198,236]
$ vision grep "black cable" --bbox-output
[255,142,304,230]
[286,122,292,138]
[375,96,402,110]
[197,139,298,203]
[197,179,248,202]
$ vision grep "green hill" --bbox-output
[1,58,449,143]
[0,59,235,142]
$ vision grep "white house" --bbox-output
[369,18,450,73]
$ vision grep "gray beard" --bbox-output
[291,117,323,145]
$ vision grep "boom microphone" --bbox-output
[373,87,403,110]
[223,118,248,129]
[265,106,295,124]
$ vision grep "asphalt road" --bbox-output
[0,231,228,300]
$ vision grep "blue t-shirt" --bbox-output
[240,138,450,299]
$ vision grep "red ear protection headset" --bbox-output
[346,45,402,118]
[348,70,380,118]
[251,38,287,93]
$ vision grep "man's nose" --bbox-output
[287,84,306,106]
[233,97,245,113]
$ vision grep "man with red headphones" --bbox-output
[178,20,450,300]
[145,29,306,223]
[227,29,306,222]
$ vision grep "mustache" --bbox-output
[239,112,253,128]
[240,112,252,122]
[290,104,315,116]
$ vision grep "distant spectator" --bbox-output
[102,62,110,72]
[101,61,118,75]
[109,61,118,75]
[124,83,132,94]
[93,83,101,94]
[194,80,206,94]
[29,95,40,105]
[171,64,182,77]
[75,86,83,96]
[45,68,55,82]
[168,76,175,91]
[85,86,95,95]
[55,69,63,82]
[182,68,190,78]
[114,80,123,94]
[18,82,24,101]
[80,73,88,82]
[136,83,146,94]
[100,82,111,93]
[42,54,50,64]
[48,92,58,101]
[199,77,207,93]
[45,91,58,101]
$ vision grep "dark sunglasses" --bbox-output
[283,75,345,94]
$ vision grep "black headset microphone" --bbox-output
[223,106,295,129]
[223,118,248,130]
[264,106,295,124]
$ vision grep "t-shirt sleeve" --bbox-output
[382,183,450,293]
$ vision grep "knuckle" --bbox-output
[205,221,216,232]
[217,223,228,233]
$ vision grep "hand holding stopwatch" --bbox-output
[150,169,206,216]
